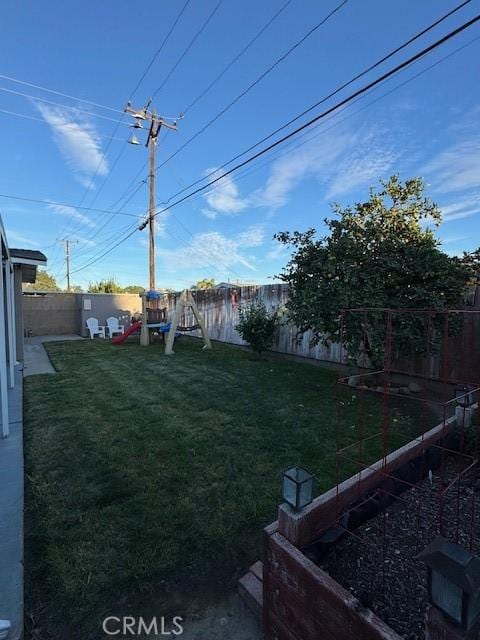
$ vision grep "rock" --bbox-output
[399,387,411,394]
[409,382,422,393]
[390,387,400,394]
[348,376,358,387]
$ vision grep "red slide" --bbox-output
[112,321,142,344]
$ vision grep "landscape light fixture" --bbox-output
[455,386,475,408]
[418,536,480,632]
[282,466,314,511]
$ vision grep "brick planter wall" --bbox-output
[261,415,458,640]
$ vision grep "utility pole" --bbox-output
[59,239,79,292]
[124,100,179,291]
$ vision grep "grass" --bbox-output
[24,337,411,637]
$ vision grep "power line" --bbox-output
[151,0,225,99]
[49,2,189,246]
[68,14,480,276]
[65,0,473,261]
[151,14,480,220]
[70,223,140,275]
[0,72,125,114]
[0,106,124,141]
[155,0,349,170]
[183,0,293,114]
[0,193,142,217]
[129,0,192,101]
[61,3,191,246]
[0,85,131,125]
[156,0,474,200]
[64,142,130,238]
[165,34,480,215]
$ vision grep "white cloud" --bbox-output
[440,235,469,244]
[255,140,331,209]
[324,131,397,199]
[155,212,168,237]
[47,202,96,228]
[157,231,257,271]
[201,208,217,220]
[202,169,249,216]
[75,236,96,247]
[438,193,480,223]
[36,103,109,186]
[237,224,264,248]
[266,242,290,261]
[421,135,480,193]
[138,214,169,248]
[6,229,40,248]
[253,124,397,209]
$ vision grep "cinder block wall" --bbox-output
[22,292,142,336]
[77,293,142,336]
[23,292,79,336]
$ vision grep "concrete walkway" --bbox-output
[0,367,23,640]
[0,336,84,638]
[24,334,83,377]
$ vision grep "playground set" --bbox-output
[112,289,212,355]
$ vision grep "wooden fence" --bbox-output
[166,284,344,364]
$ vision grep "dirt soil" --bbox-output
[320,455,480,639]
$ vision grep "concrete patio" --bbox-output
[24,334,83,377]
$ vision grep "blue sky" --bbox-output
[0,0,479,290]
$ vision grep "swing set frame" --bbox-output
[140,289,212,355]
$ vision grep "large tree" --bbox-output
[87,278,124,294]
[23,269,60,292]
[275,176,471,365]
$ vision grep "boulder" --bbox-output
[409,382,422,393]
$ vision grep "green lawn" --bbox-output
[24,338,410,637]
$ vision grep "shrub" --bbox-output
[236,301,278,356]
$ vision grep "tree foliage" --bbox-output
[87,278,124,294]
[235,301,278,356]
[122,285,145,294]
[88,280,146,294]
[24,269,60,292]
[461,248,480,282]
[275,176,471,365]
[193,278,215,290]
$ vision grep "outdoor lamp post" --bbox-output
[418,536,480,632]
[455,386,475,408]
[282,466,314,511]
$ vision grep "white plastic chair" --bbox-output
[86,317,105,339]
[106,316,125,338]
